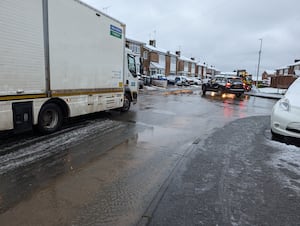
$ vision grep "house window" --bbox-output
[143,51,148,60]
[191,64,195,73]
[184,62,188,72]
[136,46,140,54]
[171,57,176,64]
[159,54,165,66]
[170,57,176,72]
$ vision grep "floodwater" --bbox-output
[0,88,277,225]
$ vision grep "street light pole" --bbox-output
[256,38,263,88]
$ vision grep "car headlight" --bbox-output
[279,98,290,111]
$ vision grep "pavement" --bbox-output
[245,91,283,99]
[245,86,285,100]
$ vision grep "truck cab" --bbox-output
[122,48,138,111]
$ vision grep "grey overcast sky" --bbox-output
[83,0,300,75]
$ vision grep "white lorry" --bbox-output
[0,0,138,134]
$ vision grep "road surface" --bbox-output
[1,88,298,226]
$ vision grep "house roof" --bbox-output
[167,51,177,57]
[207,66,220,71]
[178,55,197,63]
[150,62,165,69]
[264,70,276,75]
[288,61,300,67]
[144,44,167,55]
[221,72,237,76]
[126,37,146,45]
[276,66,289,70]
[197,63,207,67]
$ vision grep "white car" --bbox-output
[271,77,300,140]
[150,74,167,80]
[191,77,202,85]
[175,76,189,86]
[166,75,177,84]
[182,76,194,85]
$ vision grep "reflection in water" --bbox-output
[202,93,250,119]
[223,100,233,118]
[223,98,247,118]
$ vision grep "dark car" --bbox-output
[202,75,244,97]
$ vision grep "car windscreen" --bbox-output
[228,78,242,83]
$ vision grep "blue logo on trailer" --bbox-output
[110,25,122,39]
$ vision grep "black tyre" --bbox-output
[271,130,283,142]
[121,94,131,112]
[38,103,63,134]
[202,85,206,95]
[217,87,223,95]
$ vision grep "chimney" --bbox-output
[176,51,181,56]
[191,57,195,61]
[295,59,300,63]
[149,40,156,47]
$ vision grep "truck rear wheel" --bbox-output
[38,103,63,134]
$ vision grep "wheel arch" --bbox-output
[40,98,69,121]
[124,87,133,102]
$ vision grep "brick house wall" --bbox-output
[141,47,150,75]
[150,52,159,63]
[141,47,160,75]
[195,65,199,75]
[177,61,184,73]
[165,55,171,75]
[271,76,297,89]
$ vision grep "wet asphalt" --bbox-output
[0,87,299,225]
[147,115,300,226]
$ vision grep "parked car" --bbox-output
[150,74,168,88]
[202,75,244,97]
[166,75,177,85]
[202,75,212,84]
[150,74,167,81]
[137,75,144,89]
[271,77,300,140]
[182,76,194,85]
[166,75,189,86]
[191,77,202,85]
[175,76,190,86]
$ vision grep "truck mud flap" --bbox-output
[12,101,33,133]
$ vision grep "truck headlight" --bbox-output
[279,98,290,111]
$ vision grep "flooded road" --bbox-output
[0,88,278,225]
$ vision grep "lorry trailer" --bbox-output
[0,0,138,134]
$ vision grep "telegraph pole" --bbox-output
[256,38,263,88]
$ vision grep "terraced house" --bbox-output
[141,40,194,77]
[142,40,166,75]
[272,59,300,88]
[128,38,207,78]
[126,38,145,74]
